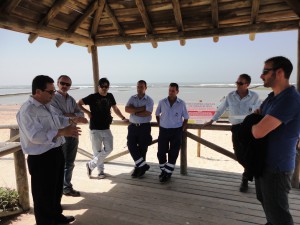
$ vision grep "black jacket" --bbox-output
[236,113,267,178]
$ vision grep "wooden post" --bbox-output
[10,128,30,211]
[197,129,201,157]
[91,45,100,93]
[292,25,300,188]
[180,131,188,175]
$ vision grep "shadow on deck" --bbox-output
[2,160,300,225]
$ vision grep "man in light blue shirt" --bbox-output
[203,74,261,192]
[156,83,189,183]
[125,80,154,178]
[17,75,87,225]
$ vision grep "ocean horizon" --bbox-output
[0,82,273,105]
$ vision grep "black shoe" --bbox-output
[63,189,80,197]
[55,215,75,224]
[131,167,139,178]
[86,162,91,178]
[159,171,165,179]
[136,164,150,178]
[159,172,171,183]
[239,178,248,192]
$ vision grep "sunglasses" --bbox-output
[59,81,71,87]
[235,81,247,86]
[43,89,56,95]
[100,85,109,89]
[262,68,278,75]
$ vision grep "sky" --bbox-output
[0,28,298,86]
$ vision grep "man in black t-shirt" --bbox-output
[78,78,127,178]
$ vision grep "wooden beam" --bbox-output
[180,39,186,46]
[57,0,99,47]
[249,0,260,41]
[0,0,21,14]
[91,0,106,37]
[284,0,300,17]
[211,0,219,42]
[28,0,69,43]
[135,0,158,48]
[91,45,100,93]
[0,14,94,47]
[135,0,153,33]
[105,3,131,49]
[172,0,183,31]
[95,20,299,46]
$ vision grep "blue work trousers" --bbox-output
[127,123,152,161]
[157,127,182,165]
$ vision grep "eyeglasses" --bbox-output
[100,85,109,89]
[43,89,56,95]
[59,81,71,87]
[235,81,247,86]
[262,68,275,75]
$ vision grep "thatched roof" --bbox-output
[0,0,299,49]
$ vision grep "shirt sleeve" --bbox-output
[155,100,162,116]
[146,97,154,113]
[126,96,134,107]
[212,96,229,121]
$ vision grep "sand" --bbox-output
[0,103,242,173]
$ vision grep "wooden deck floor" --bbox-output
[1,158,300,225]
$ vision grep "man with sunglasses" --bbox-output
[17,75,87,225]
[78,77,127,179]
[125,80,154,178]
[51,75,84,197]
[203,74,261,192]
[252,56,300,225]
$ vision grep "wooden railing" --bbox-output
[1,121,299,214]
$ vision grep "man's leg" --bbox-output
[62,137,79,195]
[259,170,294,225]
[27,148,61,225]
[157,127,169,172]
[138,124,152,161]
[231,125,249,192]
[88,130,104,173]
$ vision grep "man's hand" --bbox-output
[202,120,213,128]
[72,117,88,124]
[57,125,82,138]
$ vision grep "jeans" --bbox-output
[62,137,79,193]
[255,169,294,225]
[89,129,113,172]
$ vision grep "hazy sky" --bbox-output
[0,29,297,86]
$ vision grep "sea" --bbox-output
[0,83,273,106]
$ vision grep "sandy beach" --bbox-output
[0,103,244,224]
[0,103,242,173]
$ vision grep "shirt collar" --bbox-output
[134,94,148,100]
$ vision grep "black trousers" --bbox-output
[157,127,182,166]
[127,123,152,161]
[231,124,253,181]
[27,146,64,225]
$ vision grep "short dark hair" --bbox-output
[32,75,54,95]
[265,56,293,79]
[169,82,179,91]
[98,77,110,86]
[138,80,147,87]
[239,74,251,84]
[57,75,71,82]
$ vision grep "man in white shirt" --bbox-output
[17,75,87,225]
[203,74,261,192]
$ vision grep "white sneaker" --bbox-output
[98,171,106,179]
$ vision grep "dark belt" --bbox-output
[130,122,150,127]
